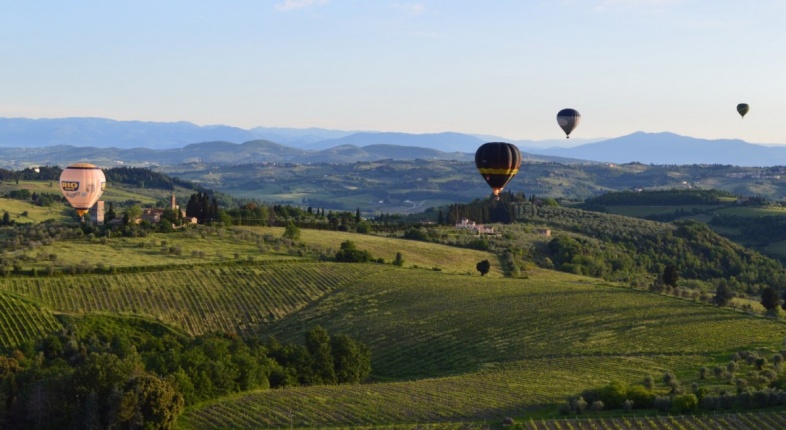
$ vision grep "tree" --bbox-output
[119,375,184,430]
[123,204,143,225]
[761,286,780,315]
[476,259,491,276]
[105,202,117,222]
[713,283,734,306]
[663,265,679,287]
[334,241,372,263]
[331,334,371,384]
[305,326,336,385]
[283,221,301,240]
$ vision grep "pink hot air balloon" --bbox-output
[59,163,106,217]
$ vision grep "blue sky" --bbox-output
[2,0,785,143]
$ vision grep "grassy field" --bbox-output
[604,205,724,217]
[0,196,71,223]
[713,206,786,217]
[240,226,505,276]
[12,228,304,272]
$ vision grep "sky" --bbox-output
[2,0,786,143]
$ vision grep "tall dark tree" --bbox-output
[761,287,780,314]
[331,334,371,384]
[305,327,336,385]
[105,202,116,223]
[476,259,491,276]
[713,283,734,307]
[663,265,679,287]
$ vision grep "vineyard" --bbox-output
[3,227,786,429]
[262,269,786,379]
[0,291,62,349]
[0,262,378,336]
[178,355,708,429]
[521,411,786,429]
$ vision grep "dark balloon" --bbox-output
[737,103,749,118]
[557,108,581,138]
[475,142,522,198]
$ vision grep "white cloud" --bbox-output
[274,0,329,12]
[391,3,426,15]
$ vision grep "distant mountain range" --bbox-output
[0,117,600,152]
[1,117,786,167]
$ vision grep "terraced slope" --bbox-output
[0,291,62,349]
[264,268,786,379]
[0,262,377,336]
[179,355,706,429]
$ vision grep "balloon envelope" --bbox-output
[557,108,581,138]
[737,103,749,118]
[60,163,106,216]
[474,142,522,197]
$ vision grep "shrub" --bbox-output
[672,393,698,412]
[626,384,654,408]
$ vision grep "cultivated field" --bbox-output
[3,226,786,428]
[0,291,62,348]
[240,226,505,276]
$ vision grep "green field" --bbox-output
[241,226,505,276]
[3,225,786,428]
[0,196,70,223]
[13,229,301,272]
[604,205,724,217]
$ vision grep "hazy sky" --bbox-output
[2,1,785,143]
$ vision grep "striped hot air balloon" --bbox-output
[557,108,581,138]
[474,142,521,199]
[59,163,106,217]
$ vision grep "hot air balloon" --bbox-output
[59,163,106,217]
[557,108,581,138]
[737,103,749,118]
[475,142,521,199]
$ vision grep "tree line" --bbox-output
[0,320,370,429]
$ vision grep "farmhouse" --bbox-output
[454,218,494,235]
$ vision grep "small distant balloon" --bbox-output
[737,103,749,118]
[557,108,581,138]
[474,142,522,199]
[59,163,106,217]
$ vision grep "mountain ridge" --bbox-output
[2,117,786,166]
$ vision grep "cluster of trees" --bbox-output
[534,206,786,292]
[0,166,61,181]
[0,322,370,429]
[334,241,374,263]
[581,189,735,207]
[711,214,786,252]
[185,191,220,223]
[103,167,198,191]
